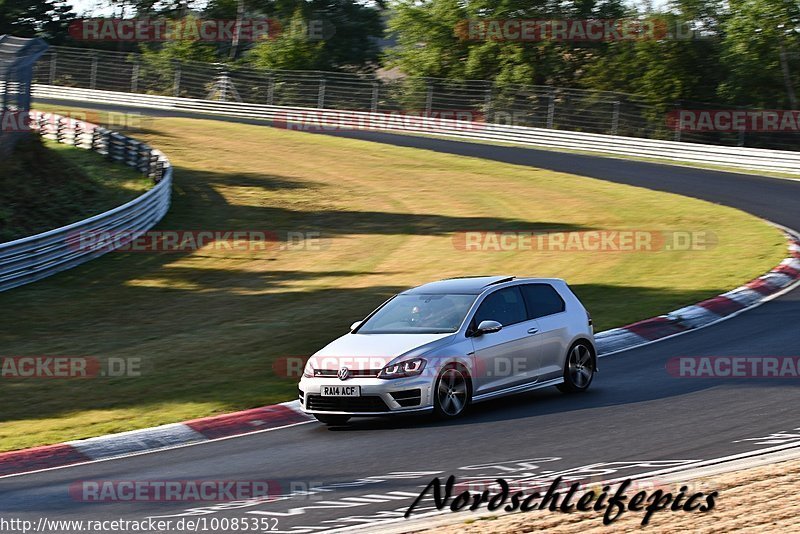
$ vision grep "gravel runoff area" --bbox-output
[422,458,800,533]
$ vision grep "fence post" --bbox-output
[49,50,57,84]
[371,82,379,113]
[131,61,140,93]
[484,86,492,121]
[738,128,746,147]
[90,52,98,90]
[546,93,555,129]
[219,71,229,101]
[673,103,682,142]
[611,101,620,135]
[266,75,274,105]
[317,78,326,108]
[173,61,181,97]
[425,81,433,114]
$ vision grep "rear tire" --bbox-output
[557,342,595,393]
[314,414,351,426]
[433,364,471,419]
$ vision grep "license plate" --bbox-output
[321,385,361,397]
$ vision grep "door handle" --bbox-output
[527,327,539,334]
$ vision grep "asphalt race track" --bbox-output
[3,101,800,533]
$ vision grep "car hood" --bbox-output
[310,332,455,370]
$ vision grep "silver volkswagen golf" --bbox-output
[299,276,596,425]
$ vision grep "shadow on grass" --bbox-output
[0,166,735,430]
[171,166,590,235]
[6,163,593,295]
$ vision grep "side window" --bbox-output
[473,287,527,326]
[520,284,566,319]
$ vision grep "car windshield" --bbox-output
[357,294,476,334]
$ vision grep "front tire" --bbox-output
[557,342,595,393]
[314,414,351,426]
[433,364,471,418]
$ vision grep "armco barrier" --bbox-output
[0,112,172,292]
[33,84,800,175]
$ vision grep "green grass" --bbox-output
[0,135,151,243]
[0,113,786,452]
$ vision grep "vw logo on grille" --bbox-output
[338,367,350,381]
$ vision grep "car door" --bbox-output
[469,286,541,394]
[520,283,569,380]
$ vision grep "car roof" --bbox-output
[401,276,567,296]
[402,276,515,295]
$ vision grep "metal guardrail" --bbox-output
[0,111,172,292]
[32,84,800,175]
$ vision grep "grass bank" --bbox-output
[0,134,150,243]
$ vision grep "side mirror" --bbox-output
[350,321,363,332]
[475,320,503,336]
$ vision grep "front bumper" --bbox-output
[298,375,434,416]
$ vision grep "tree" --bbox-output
[207,0,383,69]
[582,9,725,107]
[138,14,220,63]
[718,0,800,108]
[385,0,469,79]
[0,0,76,44]
[247,7,323,70]
[386,0,629,86]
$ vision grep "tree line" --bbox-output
[1,0,798,110]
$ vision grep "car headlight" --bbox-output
[303,359,314,378]
[378,358,426,379]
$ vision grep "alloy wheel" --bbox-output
[437,368,468,416]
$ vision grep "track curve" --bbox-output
[3,102,800,533]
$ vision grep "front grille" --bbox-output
[391,389,422,407]
[313,369,381,378]
[306,395,389,412]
